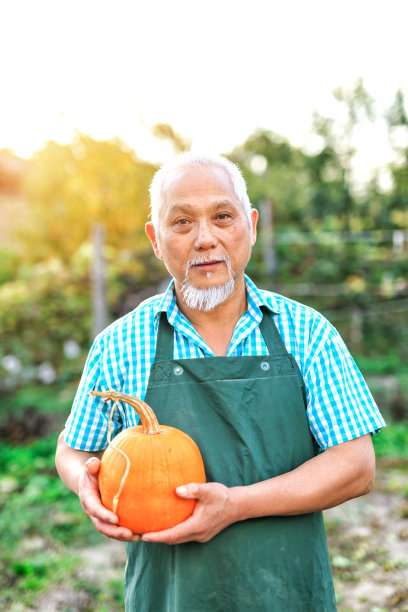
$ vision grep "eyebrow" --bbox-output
[167,199,238,214]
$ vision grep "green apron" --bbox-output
[124,308,336,611]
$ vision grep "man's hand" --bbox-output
[78,457,140,542]
[141,482,236,545]
[55,431,140,542]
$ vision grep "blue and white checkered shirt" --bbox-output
[65,275,385,452]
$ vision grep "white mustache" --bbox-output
[185,254,231,276]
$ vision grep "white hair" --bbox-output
[148,152,254,230]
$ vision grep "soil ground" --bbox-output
[326,459,408,612]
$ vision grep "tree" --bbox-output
[20,134,157,262]
[151,123,191,154]
[384,89,408,228]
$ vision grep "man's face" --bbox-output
[145,164,258,304]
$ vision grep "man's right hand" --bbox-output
[55,431,140,542]
[78,457,141,541]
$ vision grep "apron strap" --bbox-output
[155,307,288,360]
[155,312,174,361]
[259,306,288,356]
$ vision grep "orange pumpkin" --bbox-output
[91,389,206,534]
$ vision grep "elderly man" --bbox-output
[56,153,385,611]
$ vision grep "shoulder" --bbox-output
[94,292,164,350]
[256,286,342,374]
[261,288,335,339]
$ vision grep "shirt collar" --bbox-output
[244,275,280,317]
[154,278,176,321]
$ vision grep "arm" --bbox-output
[233,432,375,517]
[142,433,375,544]
[55,430,140,542]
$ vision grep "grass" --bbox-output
[0,434,124,611]
[372,422,408,460]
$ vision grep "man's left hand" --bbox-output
[141,482,236,544]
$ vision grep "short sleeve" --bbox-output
[305,329,386,450]
[64,335,124,451]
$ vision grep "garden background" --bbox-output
[1,2,408,609]
[1,88,408,610]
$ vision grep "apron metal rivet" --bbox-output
[174,366,184,376]
[260,361,270,371]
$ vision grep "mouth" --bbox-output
[191,260,223,271]
[188,256,228,274]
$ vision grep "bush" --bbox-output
[0,242,164,390]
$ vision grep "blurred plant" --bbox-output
[0,249,20,284]
[227,86,408,373]
[151,122,191,154]
[19,134,157,263]
[0,434,125,610]
[0,240,165,389]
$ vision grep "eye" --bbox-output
[175,218,190,225]
[172,218,192,231]
[216,212,232,222]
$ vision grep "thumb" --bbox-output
[175,483,202,499]
[84,456,101,476]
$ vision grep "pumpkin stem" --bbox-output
[91,389,162,435]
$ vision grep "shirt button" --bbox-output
[174,366,184,376]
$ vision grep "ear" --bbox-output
[250,208,258,246]
[145,222,163,259]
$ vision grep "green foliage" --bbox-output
[0,434,120,610]
[227,102,408,371]
[0,255,91,382]
[0,435,97,545]
[354,353,407,376]
[0,241,165,387]
[2,554,80,610]
[372,423,408,459]
[0,248,20,284]
[229,128,351,233]
[20,134,157,263]
[0,381,76,417]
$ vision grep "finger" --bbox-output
[82,490,119,524]
[84,456,101,475]
[80,461,118,524]
[175,483,201,499]
[92,517,141,542]
[141,516,199,544]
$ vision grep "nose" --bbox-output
[194,220,218,250]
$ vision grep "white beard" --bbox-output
[180,255,235,312]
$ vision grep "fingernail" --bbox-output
[176,486,187,496]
